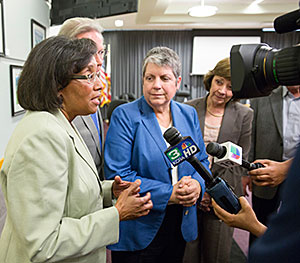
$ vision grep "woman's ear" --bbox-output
[176,76,182,90]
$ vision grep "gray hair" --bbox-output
[58,17,103,39]
[142,47,181,79]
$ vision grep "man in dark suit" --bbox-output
[59,17,106,180]
[243,85,300,243]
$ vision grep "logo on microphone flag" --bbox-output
[165,137,200,166]
[181,141,191,149]
[230,145,241,160]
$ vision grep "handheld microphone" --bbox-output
[164,127,241,214]
[274,8,300,34]
[206,142,264,171]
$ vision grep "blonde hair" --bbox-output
[58,17,103,39]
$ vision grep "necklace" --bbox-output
[207,108,224,117]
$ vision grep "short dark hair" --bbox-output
[18,36,97,111]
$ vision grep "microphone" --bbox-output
[164,127,241,214]
[274,9,300,34]
[206,142,264,171]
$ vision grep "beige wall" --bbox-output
[0,0,50,237]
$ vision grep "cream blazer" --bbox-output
[0,110,119,263]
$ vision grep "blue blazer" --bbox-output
[104,96,209,251]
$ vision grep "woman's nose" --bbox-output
[153,77,162,88]
[218,85,227,93]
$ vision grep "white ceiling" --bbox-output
[96,0,299,31]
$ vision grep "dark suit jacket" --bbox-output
[72,107,104,180]
[248,145,300,262]
[250,86,283,199]
[104,96,209,251]
[186,96,253,196]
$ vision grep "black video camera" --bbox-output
[230,8,300,99]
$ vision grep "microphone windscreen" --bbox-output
[206,142,226,159]
[274,9,300,34]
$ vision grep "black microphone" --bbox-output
[206,142,264,171]
[274,9,300,34]
[164,127,241,214]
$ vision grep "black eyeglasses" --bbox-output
[71,71,101,84]
[97,49,108,59]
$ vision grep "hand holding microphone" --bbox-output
[248,159,293,187]
[206,141,264,171]
[164,127,241,214]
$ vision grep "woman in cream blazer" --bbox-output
[0,36,152,263]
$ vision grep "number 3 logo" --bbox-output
[167,148,181,161]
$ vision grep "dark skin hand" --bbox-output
[249,159,292,187]
[112,175,134,198]
[115,179,153,221]
[212,197,267,237]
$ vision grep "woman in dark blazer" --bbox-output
[183,58,253,263]
[104,47,209,263]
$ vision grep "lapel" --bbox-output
[196,97,207,134]
[171,100,191,137]
[139,97,171,168]
[97,108,105,154]
[55,110,99,181]
[81,114,102,156]
[199,97,237,143]
[270,87,283,139]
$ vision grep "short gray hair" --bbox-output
[142,47,181,79]
[58,17,103,39]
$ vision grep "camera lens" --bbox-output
[230,44,300,98]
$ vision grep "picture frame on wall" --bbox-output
[10,65,25,117]
[31,19,46,48]
[0,0,5,56]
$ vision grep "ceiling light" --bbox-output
[188,0,218,18]
[114,19,124,27]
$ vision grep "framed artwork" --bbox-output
[31,19,46,48]
[0,0,5,56]
[10,65,25,116]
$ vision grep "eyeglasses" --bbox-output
[97,49,108,59]
[71,71,101,84]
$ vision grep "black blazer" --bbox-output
[250,86,284,199]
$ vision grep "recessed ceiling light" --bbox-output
[188,5,218,17]
[188,0,218,18]
[115,19,124,27]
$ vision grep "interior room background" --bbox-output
[0,0,299,157]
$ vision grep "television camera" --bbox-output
[230,8,300,99]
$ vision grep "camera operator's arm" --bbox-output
[212,197,267,237]
[248,159,293,187]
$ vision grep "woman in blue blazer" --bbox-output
[104,46,210,263]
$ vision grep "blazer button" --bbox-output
[185,210,189,216]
